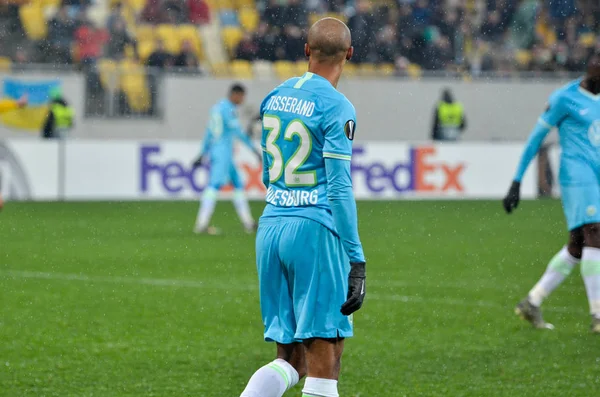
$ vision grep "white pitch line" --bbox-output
[0,269,586,314]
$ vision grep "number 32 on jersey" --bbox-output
[263,115,317,187]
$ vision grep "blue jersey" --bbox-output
[259,72,365,263]
[200,99,254,161]
[514,79,600,186]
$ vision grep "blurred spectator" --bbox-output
[285,0,308,28]
[106,18,135,60]
[254,22,279,61]
[173,40,199,68]
[263,0,284,28]
[107,2,124,31]
[74,20,108,68]
[47,6,75,64]
[141,0,167,24]
[283,25,304,61]
[376,24,397,63]
[147,39,171,69]
[188,0,210,24]
[236,32,259,61]
[508,0,539,49]
[347,0,377,63]
[412,0,432,26]
[163,0,187,23]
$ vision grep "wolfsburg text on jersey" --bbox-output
[265,185,319,207]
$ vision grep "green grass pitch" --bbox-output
[1,200,600,396]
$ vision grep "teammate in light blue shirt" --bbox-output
[193,84,261,235]
[504,54,600,333]
[240,18,366,397]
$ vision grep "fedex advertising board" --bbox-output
[1,139,536,201]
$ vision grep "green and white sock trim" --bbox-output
[581,247,600,317]
[268,359,299,391]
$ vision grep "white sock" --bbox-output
[302,377,338,397]
[233,189,254,229]
[581,247,600,319]
[528,246,579,307]
[195,187,217,230]
[240,359,299,397]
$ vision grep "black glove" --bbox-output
[192,155,204,168]
[341,262,366,316]
[503,181,521,214]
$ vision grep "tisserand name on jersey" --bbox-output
[263,95,316,117]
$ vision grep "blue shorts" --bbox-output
[561,184,600,230]
[208,159,243,190]
[255,216,353,344]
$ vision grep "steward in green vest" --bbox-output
[432,88,466,141]
[42,88,74,139]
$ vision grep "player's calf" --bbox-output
[301,338,344,397]
[581,223,600,330]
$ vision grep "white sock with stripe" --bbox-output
[240,359,299,397]
[528,246,579,307]
[581,247,600,319]
[233,189,254,229]
[195,187,217,230]
[302,377,339,397]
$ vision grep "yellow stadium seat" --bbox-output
[120,60,151,113]
[239,8,258,32]
[135,24,155,42]
[42,0,62,7]
[231,60,253,79]
[0,57,11,72]
[579,33,596,48]
[98,59,118,89]
[342,62,357,77]
[274,61,295,80]
[20,4,47,40]
[253,61,273,79]
[295,61,308,76]
[234,0,255,9]
[515,50,532,68]
[211,62,230,77]
[358,63,377,77]
[137,40,155,62]
[126,0,147,13]
[378,63,395,77]
[221,26,243,55]
[209,0,233,9]
[407,63,422,79]
[157,24,180,54]
[178,25,204,60]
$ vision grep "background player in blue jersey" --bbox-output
[503,54,600,333]
[193,84,261,235]
[240,18,366,397]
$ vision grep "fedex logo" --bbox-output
[139,145,265,194]
[351,145,466,194]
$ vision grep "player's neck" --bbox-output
[308,62,343,88]
[581,78,600,95]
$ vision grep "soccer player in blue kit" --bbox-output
[504,54,600,333]
[240,18,366,397]
[193,84,261,235]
